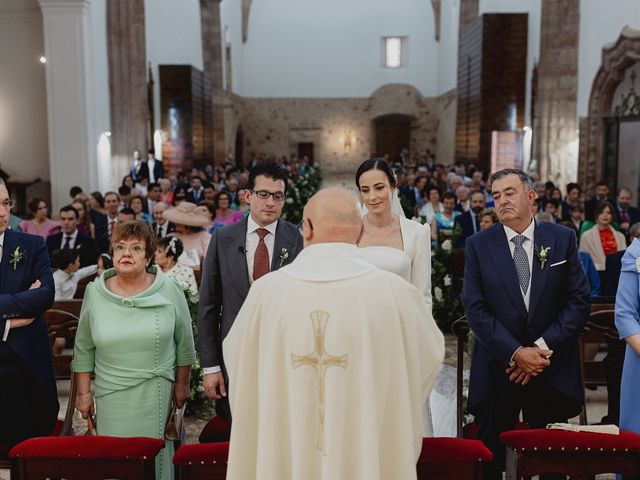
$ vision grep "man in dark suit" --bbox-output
[145,150,164,184]
[0,180,57,449]
[143,183,162,214]
[129,149,148,183]
[454,190,485,248]
[613,187,640,237]
[186,176,205,204]
[197,161,303,421]
[462,169,590,480]
[46,205,97,268]
[584,180,613,222]
[152,201,176,238]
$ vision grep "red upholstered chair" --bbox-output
[198,416,231,443]
[10,436,165,480]
[173,442,229,480]
[417,437,493,480]
[500,428,640,479]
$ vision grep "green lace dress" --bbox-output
[72,267,196,480]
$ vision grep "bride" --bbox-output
[355,158,437,436]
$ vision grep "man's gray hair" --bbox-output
[489,168,534,191]
[630,221,640,240]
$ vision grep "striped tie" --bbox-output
[512,235,530,294]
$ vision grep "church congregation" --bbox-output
[4,0,640,479]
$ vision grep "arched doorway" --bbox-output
[579,27,640,194]
[373,114,414,159]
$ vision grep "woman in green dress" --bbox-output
[73,221,196,480]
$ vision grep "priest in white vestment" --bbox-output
[224,187,445,480]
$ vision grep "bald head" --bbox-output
[302,187,362,247]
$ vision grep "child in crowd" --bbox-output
[52,249,98,300]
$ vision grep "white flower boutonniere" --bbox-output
[9,246,25,271]
[279,247,289,267]
[535,245,551,270]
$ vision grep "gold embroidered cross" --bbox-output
[291,310,349,454]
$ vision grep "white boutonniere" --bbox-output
[535,245,551,270]
[9,246,25,271]
[75,243,82,249]
[279,247,289,267]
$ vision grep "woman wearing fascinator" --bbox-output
[355,158,442,436]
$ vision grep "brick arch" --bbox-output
[579,26,640,192]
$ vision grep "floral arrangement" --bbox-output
[281,166,322,224]
[430,224,464,332]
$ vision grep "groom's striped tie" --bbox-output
[512,235,530,294]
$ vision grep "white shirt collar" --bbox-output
[247,215,278,236]
[62,229,79,241]
[503,217,535,243]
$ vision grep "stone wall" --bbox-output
[223,84,456,174]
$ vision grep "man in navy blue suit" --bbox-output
[0,180,57,449]
[454,190,486,248]
[462,169,590,479]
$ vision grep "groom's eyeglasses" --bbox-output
[252,190,286,202]
[0,199,16,210]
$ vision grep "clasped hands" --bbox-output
[8,280,41,329]
[505,346,553,385]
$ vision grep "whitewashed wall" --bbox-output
[145,0,204,131]
[0,0,49,182]
[221,0,440,98]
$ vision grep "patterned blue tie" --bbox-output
[512,235,530,294]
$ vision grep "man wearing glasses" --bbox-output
[198,161,303,422]
[0,180,58,449]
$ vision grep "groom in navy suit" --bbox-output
[462,169,590,479]
[0,181,58,449]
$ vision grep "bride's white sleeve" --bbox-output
[410,221,433,316]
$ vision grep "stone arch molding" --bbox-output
[367,84,425,120]
[579,26,640,192]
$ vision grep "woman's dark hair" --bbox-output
[129,194,145,211]
[28,197,46,216]
[480,208,499,224]
[247,161,288,190]
[52,249,79,270]
[442,191,457,203]
[157,236,184,260]
[355,159,397,189]
[110,220,156,260]
[198,200,216,217]
[425,185,441,199]
[91,191,105,208]
[98,253,113,270]
[594,201,614,219]
[216,191,231,204]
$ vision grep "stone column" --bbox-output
[107,0,147,184]
[201,0,226,164]
[38,0,96,211]
[534,0,580,189]
[459,0,478,35]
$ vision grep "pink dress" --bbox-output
[213,209,242,226]
[20,219,60,239]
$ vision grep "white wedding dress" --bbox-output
[359,214,439,437]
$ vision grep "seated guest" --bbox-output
[454,186,471,213]
[614,187,640,237]
[602,221,640,297]
[479,208,498,230]
[585,180,613,221]
[129,194,153,224]
[237,188,251,218]
[51,249,97,300]
[163,202,211,268]
[118,185,132,209]
[73,221,196,480]
[419,185,443,225]
[155,237,198,301]
[117,206,136,224]
[71,198,95,238]
[20,197,60,239]
[223,188,444,479]
[454,190,485,247]
[431,191,460,243]
[186,175,205,204]
[579,201,626,271]
[535,211,555,223]
[46,205,97,268]
[152,201,176,238]
[543,198,560,222]
[561,183,582,220]
[213,191,242,227]
[559,221,601,297]
[89,191,107,216]
[569,203,585,235]
[96,252,113,276]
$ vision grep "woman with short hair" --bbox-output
[73,221,196,480]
